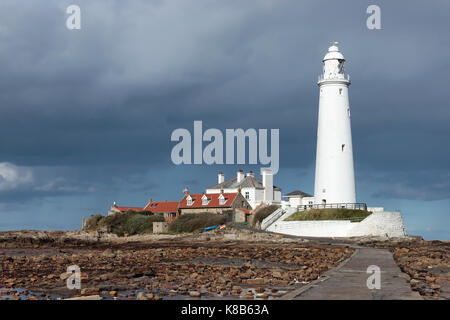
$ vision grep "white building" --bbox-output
[314,43,356,205]
[281,190,315,209]
[206,169,281,209]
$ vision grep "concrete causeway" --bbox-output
[287,247,423,300]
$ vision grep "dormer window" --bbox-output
[201,194,210,206]
[187,196,193,206]
[219,194,226,205]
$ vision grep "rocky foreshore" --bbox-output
[0,229,352,300]
[0,229,448,300]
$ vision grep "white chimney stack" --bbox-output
[247,170,254,177]
[262,168,273,202]
[218,172,224,184]
[237,170,244,183]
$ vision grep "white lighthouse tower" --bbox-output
[314,43,356,205]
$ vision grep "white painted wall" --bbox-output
[267,211,406,238]
[301,197,315,206]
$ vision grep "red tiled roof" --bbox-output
[115,206,143,212]
[179,193,238,209]
[143,201,179,213]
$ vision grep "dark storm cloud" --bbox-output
[0,0,450,211]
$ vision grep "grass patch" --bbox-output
[83,211,165,236]
[168,213,227,233]
[249,205,279,228]
[285,208,372,222]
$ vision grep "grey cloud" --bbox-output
[0,0,449,229]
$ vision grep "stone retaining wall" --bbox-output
[267,211,406,238]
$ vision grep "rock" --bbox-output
[136,292,148,300]
[430,284,441,290]
[60,273,70,280]
[272,271,282,279]
[169,289,177,296]
[244,292,254,299]
[256,292,269,299]
[102,248,116,257]
[81,288,99,296]
[65,295,102,300]
[189,291,201,298]
[246,278,264,285]
[425,276,436,283]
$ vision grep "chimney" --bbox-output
[247,170,254,177]
[237,170,244,183]
[218,172,224,184]
[262,168,273,202]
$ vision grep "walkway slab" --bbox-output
[291,247,423,300]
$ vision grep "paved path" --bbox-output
[286,247,422,300]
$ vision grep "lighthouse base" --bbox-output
[267,210,406,238]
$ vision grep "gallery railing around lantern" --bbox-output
[318,74,350,82]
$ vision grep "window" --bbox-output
[342,144,345,152]
[347,108,350,117]
[202,195,209,206]
[245,192,250,200]
[219,194,226,205]
[187,196,193,206]
[339,88,343,95]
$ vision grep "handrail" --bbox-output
[299,203,367,211]
[261,208,284,230]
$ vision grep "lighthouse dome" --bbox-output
[323,45,345,61]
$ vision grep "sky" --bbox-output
[0,0,449,240]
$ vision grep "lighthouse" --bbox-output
[313,43,356,205]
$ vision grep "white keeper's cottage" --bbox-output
[206,169,281,209]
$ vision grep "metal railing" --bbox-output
[318,74,350,82]
[260,208,285,230]
[299,203,367,211]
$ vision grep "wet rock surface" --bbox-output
[391,241,450,300]
[0,230,352,300]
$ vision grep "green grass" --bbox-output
[285,208,372,222]
[168,213,227,233]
